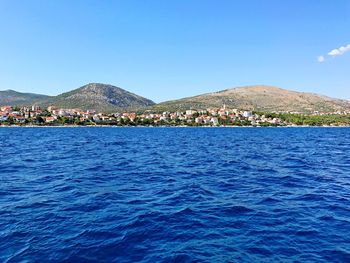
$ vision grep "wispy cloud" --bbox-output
[317,44,350,62]
[317,55,325,62]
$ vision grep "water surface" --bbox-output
[1,127,350,262]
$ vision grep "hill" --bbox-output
[0,90,51,107]
[50,83,155,112]
[0,83,155,112]
[154,85,350,113]
[2,84,350,114]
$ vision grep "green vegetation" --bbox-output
[255,111,350,126]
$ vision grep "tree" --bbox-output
[37,116,45,124]
[119,118,125,126]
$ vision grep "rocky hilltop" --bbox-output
[51,83,155,112]
[154,85,350,113]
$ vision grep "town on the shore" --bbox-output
[1,104,350,127]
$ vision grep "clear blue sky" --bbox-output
[0,0,349,102]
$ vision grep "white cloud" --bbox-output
[327,44,350,57]
[317,43,350,62]
[317,55,325,62]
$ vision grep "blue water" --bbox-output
[1,127,350,262]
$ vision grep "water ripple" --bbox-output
[1,127,350,262]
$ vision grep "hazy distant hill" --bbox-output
[154,85,350,113]
[50,83,155,112]
[0,90,51,107]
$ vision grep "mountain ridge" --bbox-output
[1,84,350,113]
[0,89,52,107]
[0,83,155,112]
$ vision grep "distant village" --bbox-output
[1,104,350,127]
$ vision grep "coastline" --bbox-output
[1,125,350,128]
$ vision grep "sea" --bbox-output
[1,127,350,262]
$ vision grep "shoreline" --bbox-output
[1,125,350,128]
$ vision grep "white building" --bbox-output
[211,117,219,126]
[243,111,253,118]
[186,109,197,115]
